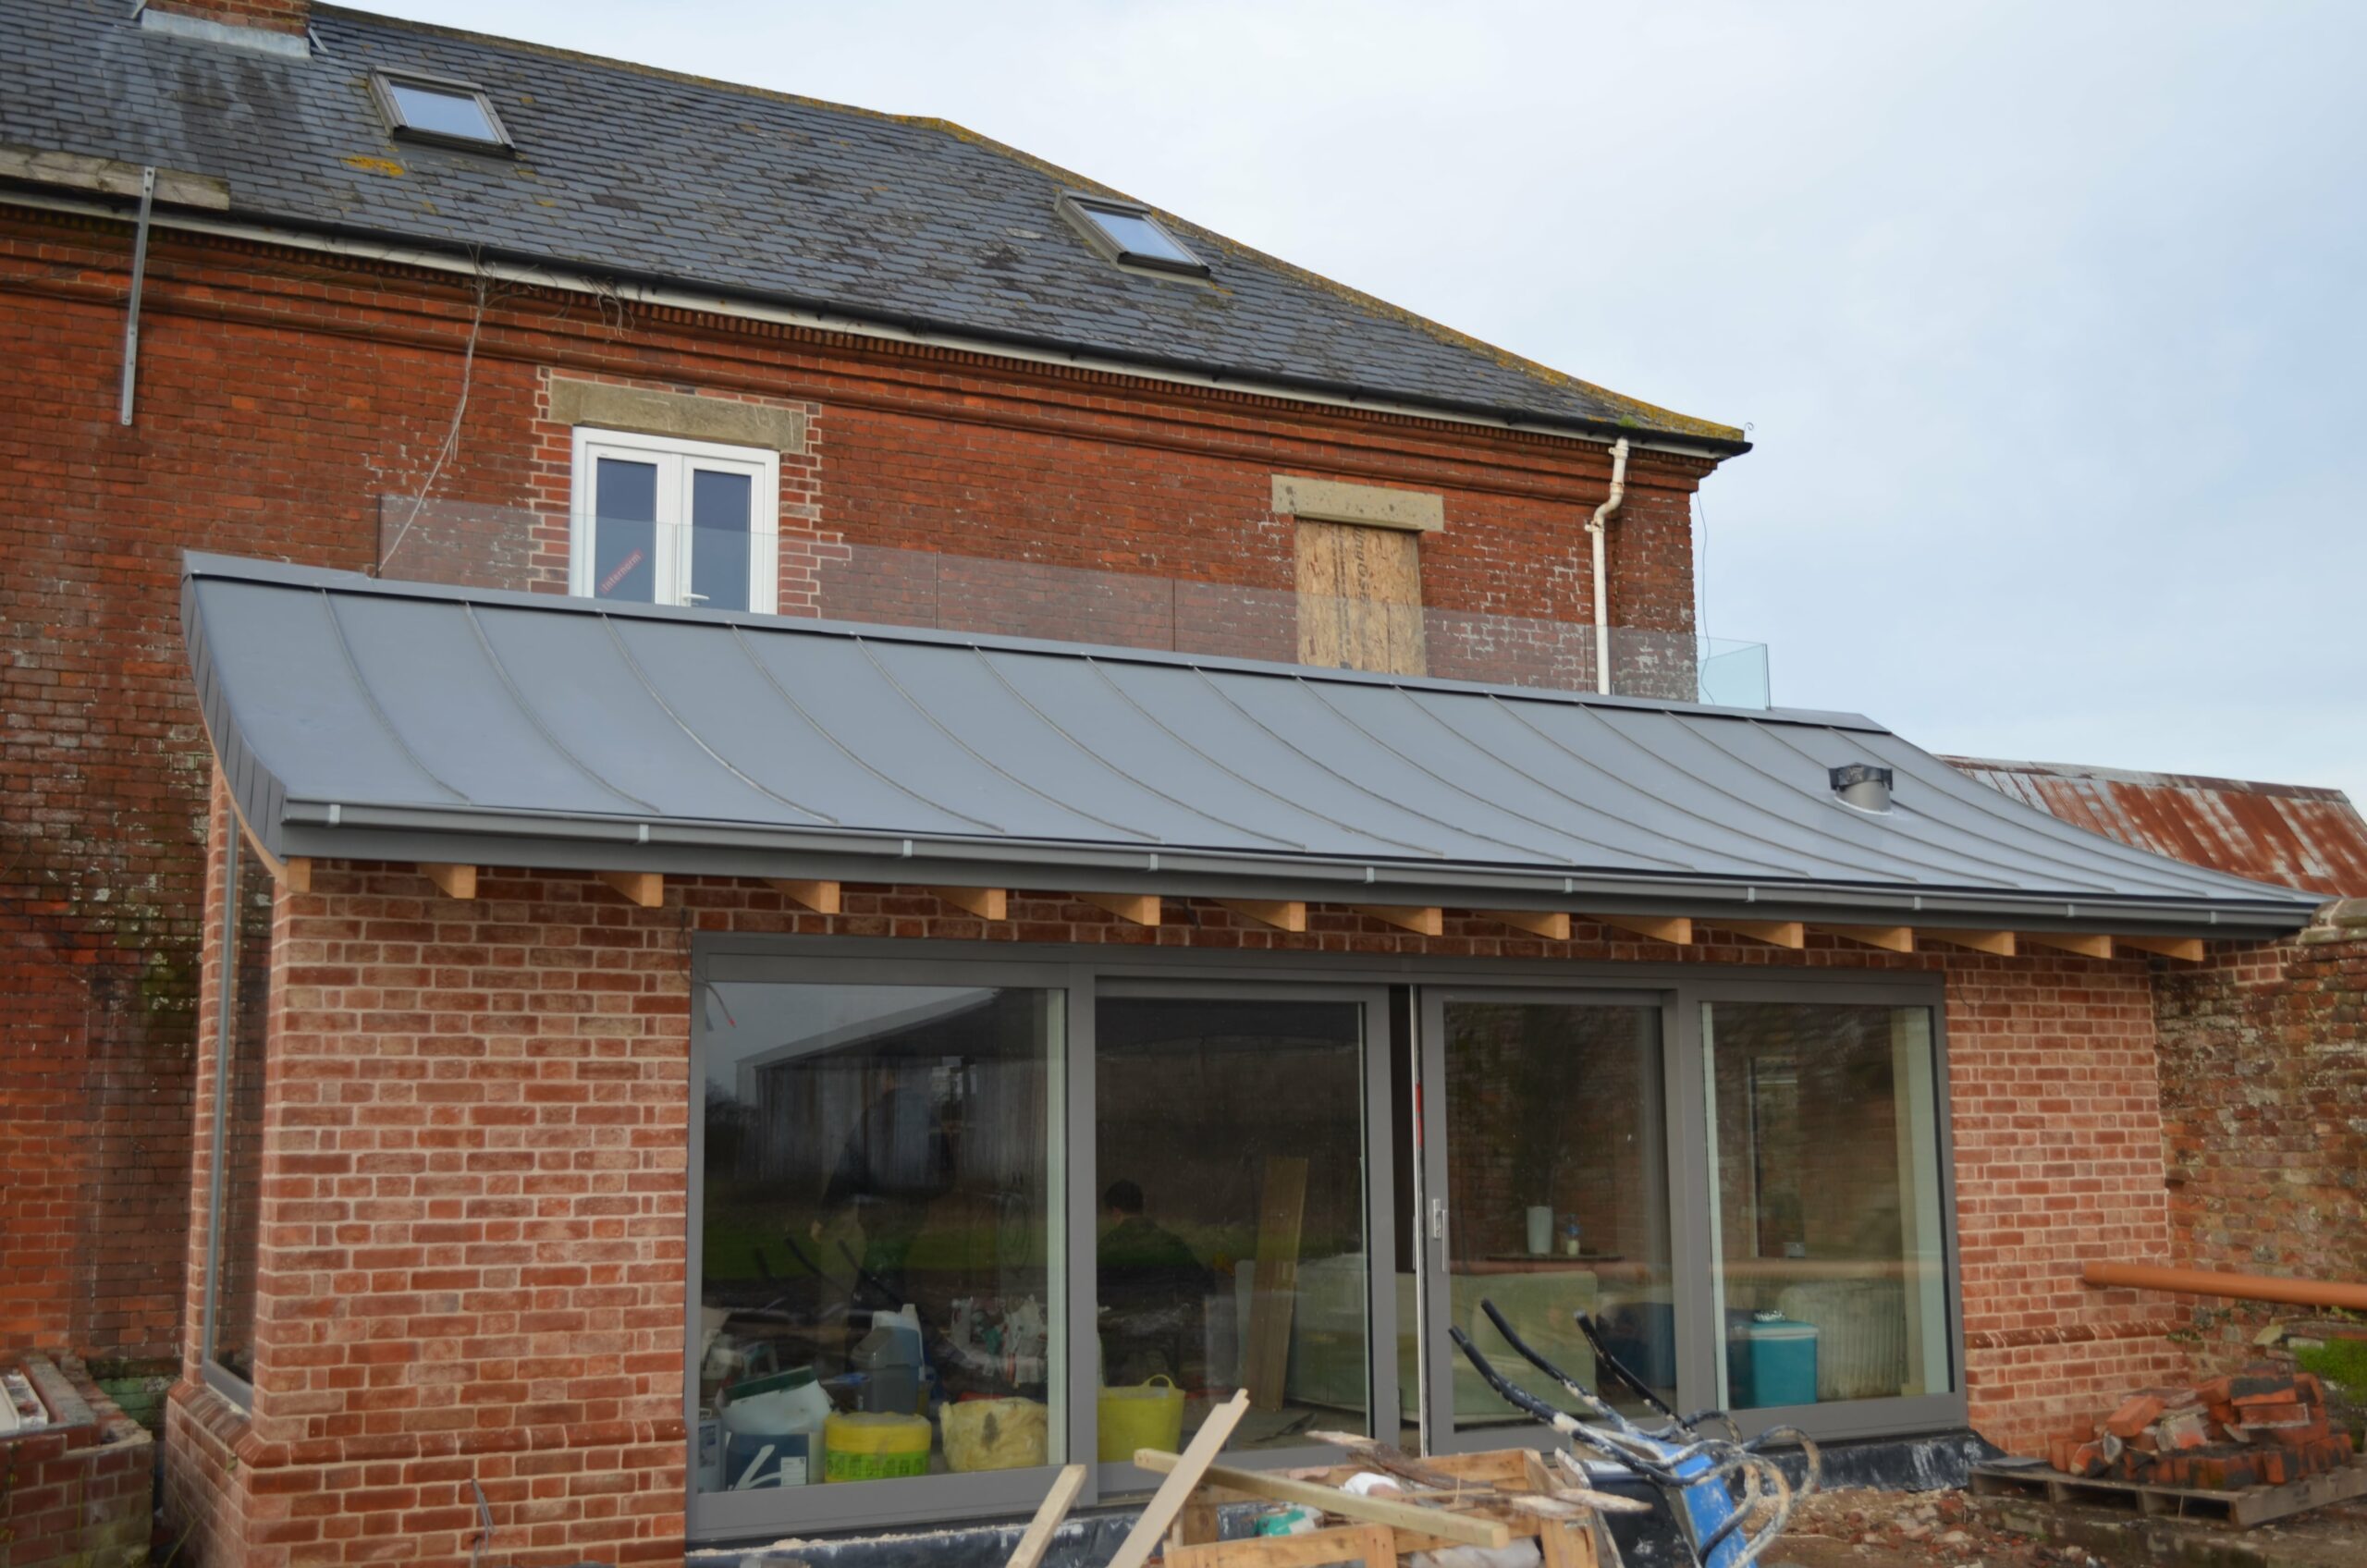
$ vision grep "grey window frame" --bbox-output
[1088,976,1400,1500]
[1415,985,1683,1457]
[1685,980,1963,1443]
[690,952,1085,1540]
[199,827,258,1412]
[369,70,515,153]
[688,937,1962,1540]
[1056,191,1210,278]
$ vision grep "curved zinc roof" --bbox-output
[184,554,2324,937]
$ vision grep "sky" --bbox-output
[372,0,2367,803]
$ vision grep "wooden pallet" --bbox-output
[1971,1459,2367,1529]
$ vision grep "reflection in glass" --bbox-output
[386,80,500,143]
[204,834,274,1383]
[696,985,1061,1493]
[593,457,658,603]
[1081,206,1197,265]
[690,468,754,612]
[1441,1002,1673,1427]
[1704,1003,1951,1409]
[1095,998,1367,1455]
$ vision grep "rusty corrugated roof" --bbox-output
[1943,757,2367,897]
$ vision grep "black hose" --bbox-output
[1573,1310,1682,1422]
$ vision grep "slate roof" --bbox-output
[0,0,1743,447]
[186,552,2323,937]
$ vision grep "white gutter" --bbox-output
[1,188,1744,463]
[1585,436,1631,694]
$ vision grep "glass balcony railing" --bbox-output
[373,503,1771,708]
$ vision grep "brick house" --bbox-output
[0,2,2343,1565]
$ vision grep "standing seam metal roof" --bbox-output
[185,554,2324,936]
[0,0,1742,447]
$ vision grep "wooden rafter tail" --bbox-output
[1922,928,2015,956]
[1481,910,1571,940]
[1818,924,1915,954]
[1218,899,1306,933]
[420,863,477,900]
[1082,892,1160,926]
[1591,913,1692,945]
[2115,934,2206,962]
[1355,904,1443,937]
[1722,919,1805,949]
[2020,930,2114,959]
[597,870,664,908]
[766,877,840,914]
[928,886,1008,920]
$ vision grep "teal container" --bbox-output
[1728,1311,1818,1408]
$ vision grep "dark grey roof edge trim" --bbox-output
[267,805,2320,938]
[183,569,291,849]
[181,551,1868,731]
[18,181,1748,457]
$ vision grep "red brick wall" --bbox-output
[2,1355,154,1568]
[1946,958,2194,1454]
[163,813,2202,1562]
[2153,912,2367,1368]
[146,1,310,34]
[0,202,1711,1368]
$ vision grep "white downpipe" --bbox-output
[1586,437,1631,694]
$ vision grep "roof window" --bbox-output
[371,72,512,153]
[1060,193,1208,276]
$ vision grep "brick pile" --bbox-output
[2048,1369,2358,1491]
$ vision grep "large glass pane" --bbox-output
[695,985,1062,1495]
[592,456,659,603]
[1441,1001,1674,1428]
[386,80,501,143]
[1095,998,1367,1455]
[205,833,274,1383]
[1082,206,1196,265]
[1704,1003,1952,1409]
[690,467,754,612]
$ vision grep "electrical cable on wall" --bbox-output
[376,263,492,576]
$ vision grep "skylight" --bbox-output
[1061,194,1208,276]
[372,73,512,152]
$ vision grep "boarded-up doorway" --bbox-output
[1295,521,1427,676]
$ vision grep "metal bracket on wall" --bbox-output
[118,165,156,425]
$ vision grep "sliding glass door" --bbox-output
[685,942,1962,1541]
[1417,990,1681,1452]
[1093,985,1399,1488]
[1416,985,1957,1450]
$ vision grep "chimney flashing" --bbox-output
[138,4,312,58]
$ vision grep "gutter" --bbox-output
[260,799,2321,941]
[0,182,1752,460]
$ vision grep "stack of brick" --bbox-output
[2048,1369,2358,1491]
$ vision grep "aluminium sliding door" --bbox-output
[1093,983,1400,1491]
[1416,988,1685,1452]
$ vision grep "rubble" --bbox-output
[2044,1368,2358,1491]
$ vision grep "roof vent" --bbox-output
[1831,763,1894,813]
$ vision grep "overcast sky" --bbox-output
[376,0,2367,802]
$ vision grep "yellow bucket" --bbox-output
[822,1411,932,1482]
[1097,1376,1185,1464]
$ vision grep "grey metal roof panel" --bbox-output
[0,0,1740,446]
[180,552,2327,935]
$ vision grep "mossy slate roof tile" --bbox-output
[0,0,1742,445]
